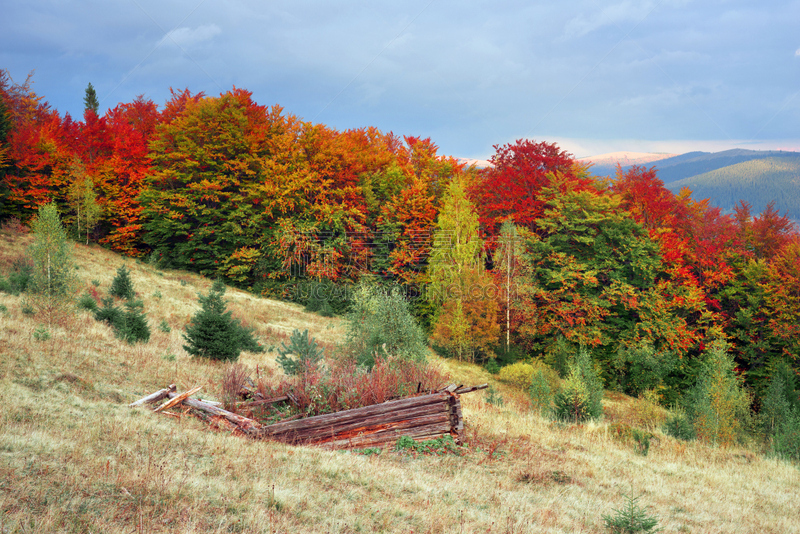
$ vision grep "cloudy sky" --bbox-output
[3,0,799,159]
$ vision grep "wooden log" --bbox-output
[453,384,488,395]
[265,402,449,443]
[155,385,203,413]
[256,393,450,439]
[129,384,176,407]
[172,393,263,433]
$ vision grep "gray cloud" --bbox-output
[2,0,799,159]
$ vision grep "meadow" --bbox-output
[0,227,798,533]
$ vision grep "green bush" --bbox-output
[343,283,427,368]
[33,326,51,342]
[77,292,98,312]
[612,342,675,398]
[759,361,799,438]
[299,280,351,316]
[94,297,123,329]
[183,280,263,361]
[602,493,662,534]
[109,265,135,300]
[772,411,800,462]
[484,357,501,375]
[553,348,603,423]
[684,340,750,446]
[663,407,696,441]
[529,367,556,415]
[485,385,504,407]
[117,299,151,344]
[276,329,325,375]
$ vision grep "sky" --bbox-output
[3,0,800,160]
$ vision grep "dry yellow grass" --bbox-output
[0,230,798,533]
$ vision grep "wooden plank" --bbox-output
[256,393,449,438]
[265,403,450,442]
[129,384,176,407]
[155,385,203,412]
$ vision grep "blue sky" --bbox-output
[3,0,799,159]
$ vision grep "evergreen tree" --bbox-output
[553,347,604,422]
[83,82,99,115]
[685,340,751,446]
[277,328,325,375]
[117,299,150,344]
[183,280,263,361]
[109,264,135,300]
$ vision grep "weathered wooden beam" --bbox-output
[129,384,176,407]
[155,385,203,413]
[166,391,263,433]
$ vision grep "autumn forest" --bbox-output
[1,71,799,412]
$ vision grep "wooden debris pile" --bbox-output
[130,383,487,449]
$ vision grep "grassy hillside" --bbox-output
[1,228,798,533]
[666,156,800,220]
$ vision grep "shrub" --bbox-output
[117,299,151,344]
[299,279,351,316]
[33,326,51,342]
[183,280,263,361]
[254,354,447,417]
[553,348,603,423]
[485,385,504,407]
[772,411,800,462]
[498,362,536,388]
[759,361,799,438]
[499,360,560,390]
[3,256,33,295]
[663,407,696,441]
[602,493,662,534]
[342,283,427,368]
[276,329,325,376]
[684,340,750,446]
[158,319,171,333]
[612,342,675,398]
[484,357,501,375]
[609,423,655,456]
[77,292,98,312]
[94,297,123,329]
[529,367,556,415]
[109,264,135,300]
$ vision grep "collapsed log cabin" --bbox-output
[130,384,486,450]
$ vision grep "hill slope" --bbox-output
[652,149,800,184]
[666,156,800,220]
[0,229,798,533]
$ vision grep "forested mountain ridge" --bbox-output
[666,156,800,221]
[652,149,800,183]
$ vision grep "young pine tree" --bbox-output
[183,280,263,361]
[685,340,751,447]
[553,347,604,423]
[109,264,135,300]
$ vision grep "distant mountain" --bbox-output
[578,152,677,177]
[665,156,800,221]
[652,149,800,184]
